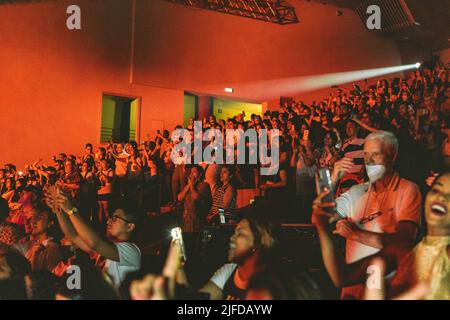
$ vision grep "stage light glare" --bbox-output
[204,63,422,101]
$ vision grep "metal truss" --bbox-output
[162,0,299,25]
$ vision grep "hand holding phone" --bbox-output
[315,168,335,205]
[171,227,187,263]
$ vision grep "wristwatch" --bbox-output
[67,207,78,217]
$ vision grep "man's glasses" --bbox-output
[110,215,132,224]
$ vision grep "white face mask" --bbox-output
[366,164,386,183]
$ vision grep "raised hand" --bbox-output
[129,241,182,300]
[331,157,353,185]
[55,189,74,214]
[311,188,339,228]
[43,185,60,213]
[333,218,358,239]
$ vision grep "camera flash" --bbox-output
[171,227,182,240]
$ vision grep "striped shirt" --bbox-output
[209,183,237,217]
[336,137,365,195]
[342,138,365,174]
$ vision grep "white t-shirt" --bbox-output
[104,242,141,287]
[210,263,238,290]
[336,174,421,263]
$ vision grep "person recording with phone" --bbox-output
[48,191,141,288]
[324,130,421,299]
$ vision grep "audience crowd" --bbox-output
[0,58,449,300]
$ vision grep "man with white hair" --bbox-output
[330,130,421,299]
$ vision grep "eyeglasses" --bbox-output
[110,215,132,224]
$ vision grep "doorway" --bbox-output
[100,94,139,143]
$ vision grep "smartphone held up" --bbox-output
[315,168,335,209]
[170,227,187,263]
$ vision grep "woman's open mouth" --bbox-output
[430,202,447,217]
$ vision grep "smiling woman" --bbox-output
[199,211,279,300]
[424,173,450,236]
[389,172,450,299]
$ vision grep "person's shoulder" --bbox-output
[348,182,370,195]
[115,241,141,253]
[336,183,368,206]
[215,263,238,274]
[397,176,420,193]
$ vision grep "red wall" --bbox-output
[1,0,408,168]
[0,0,184,168]
[133,0,403,101]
